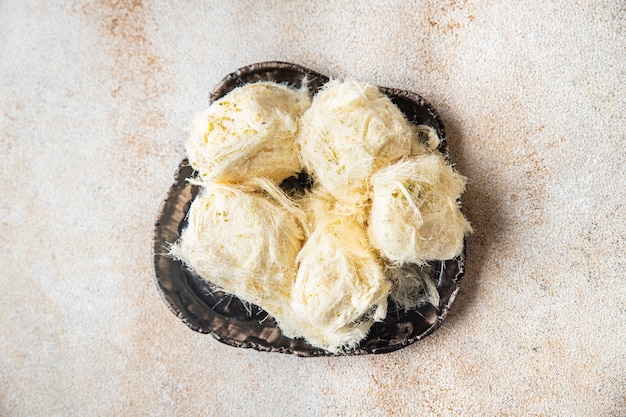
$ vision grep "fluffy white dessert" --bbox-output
[283,199,391,352]
[172,78,471,353]
[368,154,472,265]
[186,81,311,183]
[298,80,426,203]
[169,179,306,318]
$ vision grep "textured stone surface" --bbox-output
[1,1,624,416]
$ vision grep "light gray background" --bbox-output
[1,1,625,416]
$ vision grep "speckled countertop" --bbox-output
[1,1,625,416]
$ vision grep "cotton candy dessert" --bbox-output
[367,154,472,265]
[297,80,428,204]
[169,179,306,320]
[280,188,391,352]
[169,78,471,353]
[186,81,311,183]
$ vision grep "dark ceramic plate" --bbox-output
[152,61,466,356]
